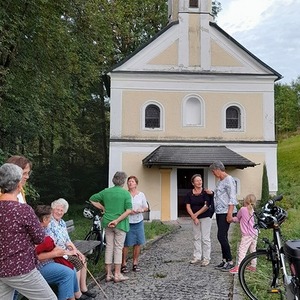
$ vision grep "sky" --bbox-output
[216,0,300,84]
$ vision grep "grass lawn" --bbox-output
[231,134,300,299]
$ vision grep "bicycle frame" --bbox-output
[83,204,106,264]
[266,225,293,294]
[238,195,300,300]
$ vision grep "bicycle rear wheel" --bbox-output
[239,250,283,300]
[84,231,102,265]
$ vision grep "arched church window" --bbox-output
[145,104,160,128]
[226,106,241,129]
[183,95,204,127]
[185,97,201,125]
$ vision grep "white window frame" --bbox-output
[223,103,245,132]
[182,94,205,127]
[142,101,164,131]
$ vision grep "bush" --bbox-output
[260,163,270,208]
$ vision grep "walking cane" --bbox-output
[79,256,108,299]
[85,266,109,299]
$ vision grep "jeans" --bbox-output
[39,262,79,300]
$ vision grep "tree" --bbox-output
[0,0,223,203]
[212,1,222,17]
[275,83,299,136]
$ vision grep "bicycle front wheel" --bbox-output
[239,250,283,300]
[84,231,102,265]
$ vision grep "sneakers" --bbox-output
[81,290,97,298]
[220,262,234,272]
[246,266,256,272]
[229,265,239,274]
[76,296,93,300]
[201,259,210,266]
[190,258,201,264]
[215,261,226,269]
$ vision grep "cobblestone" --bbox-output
[88,219,244,300]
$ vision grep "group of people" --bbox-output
[0,155,258,299]
[0,157,96,300]
[185,160,258,274]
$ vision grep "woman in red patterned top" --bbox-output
[0,163,57,300]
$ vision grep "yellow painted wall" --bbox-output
[230,153,265,200]
[122,152,161,216]
[160,169,172,221]
[148,40,179,65]
[122,90,264,140]
[189,14,201,66]
[211,40,243,67]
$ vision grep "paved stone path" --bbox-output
[88,219,243,300]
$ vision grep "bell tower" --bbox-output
[168,0,213,23]
[168,0,214,69]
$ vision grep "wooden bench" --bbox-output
[65,220,100,255]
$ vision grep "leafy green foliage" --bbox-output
[275,83,299,135]
[0,0,169,203]
[212,1,222,17]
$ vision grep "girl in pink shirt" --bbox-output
[229,194,258,274]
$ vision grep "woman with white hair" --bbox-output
[0,163,57,300]
[46,198,96,299]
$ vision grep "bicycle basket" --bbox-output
[83,207,94,219]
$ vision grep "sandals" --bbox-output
[121,265,129,273]
[106,274,114,282]
[114,274,129,283]
[132,264,140,272]
[121,264,141,273]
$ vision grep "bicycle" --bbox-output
[238,195,300,300]
[83,201,106,265]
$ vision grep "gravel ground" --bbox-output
[88,218,244,300]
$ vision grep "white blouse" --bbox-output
[129,192,148,224]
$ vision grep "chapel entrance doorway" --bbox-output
[177,168,204,217]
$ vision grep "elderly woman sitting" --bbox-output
[35,205,89,300]
[45,198,96,299]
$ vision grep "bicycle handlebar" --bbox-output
[255,195,287,229]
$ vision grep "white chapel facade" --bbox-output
[108,0,282,221]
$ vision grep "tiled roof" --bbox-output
[142,146,256,169]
